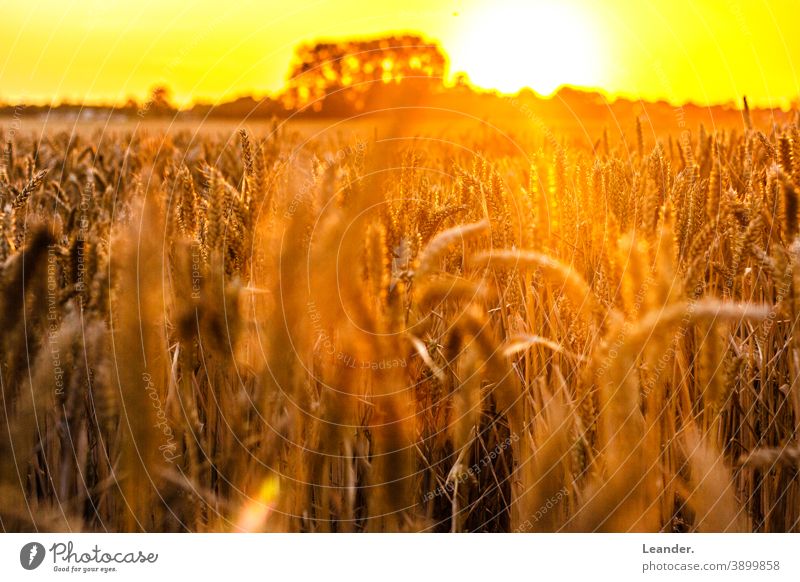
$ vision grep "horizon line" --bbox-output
[0,82,794,114]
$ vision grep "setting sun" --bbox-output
[451,1,603,95]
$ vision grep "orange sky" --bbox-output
[1,0,798,108]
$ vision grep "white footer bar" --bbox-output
[1,534,797,581]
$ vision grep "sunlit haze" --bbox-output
[1,0,798,107]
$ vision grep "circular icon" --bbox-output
[20,542,46,570]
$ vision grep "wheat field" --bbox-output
[2,111,800,533]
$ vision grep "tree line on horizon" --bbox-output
[0,34,795,129]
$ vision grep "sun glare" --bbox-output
[451,1,603,96]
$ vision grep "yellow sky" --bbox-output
[1,0,798,108]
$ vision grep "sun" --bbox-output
[450,1,604,96]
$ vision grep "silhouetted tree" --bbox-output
[138,85,174,117]
[283,35,447,113]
